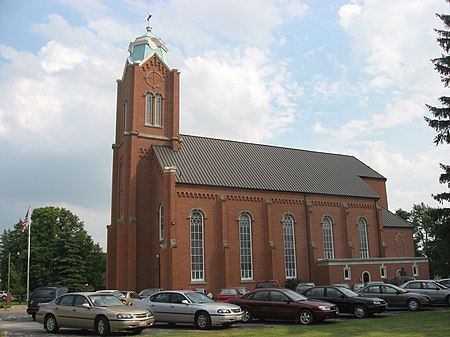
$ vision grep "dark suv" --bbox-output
[27,286,71,320]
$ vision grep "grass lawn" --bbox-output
[141,308,450,337]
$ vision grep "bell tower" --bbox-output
[107,16,181,290]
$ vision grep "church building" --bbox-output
[106,22,429,293]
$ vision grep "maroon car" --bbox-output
[215,288,241,302]
[229,287,338,325]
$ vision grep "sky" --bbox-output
[1,0,449,251]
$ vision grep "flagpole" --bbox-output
[26,206,31,302]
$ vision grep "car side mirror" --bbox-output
[82,303,90,308]
[181,300,189,305]
[340,295,345,299]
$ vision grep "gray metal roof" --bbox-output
[381,206,413,228]
[153,134,386,198]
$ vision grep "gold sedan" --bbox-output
[36,292,154,336]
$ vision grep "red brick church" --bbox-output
[106,22,429,293]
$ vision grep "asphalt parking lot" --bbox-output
[0,306,438,337]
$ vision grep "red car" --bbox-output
[215,288,241,302]
[229,287,338,325]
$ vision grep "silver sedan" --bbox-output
[131,290,244,329]
[401,280,450,305]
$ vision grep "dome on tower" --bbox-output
[127,20,170,68]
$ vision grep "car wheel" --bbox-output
[195,311,212,330]
[44,314,60,333]
[96,316,111,336]
[298,309,314,325]
[242,308,253,323]
[407,298,420,311]
[353,305,367,318]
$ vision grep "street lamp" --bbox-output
[6,253,11,307]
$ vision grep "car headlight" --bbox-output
[116,313,134,319]
[373,301,381,305]
[217,309,232,314]
[318,306,331,311]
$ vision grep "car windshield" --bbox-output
[338,287,358,297]
[185,291,214,303]
[89,295,124,307]
[434,282,448,290]
[33,289,56,299]
[284,289,308,301]
[219,289,237,295]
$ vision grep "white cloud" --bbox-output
[338,3,362,29]
[180,46,300,142]
[339,0,447,90]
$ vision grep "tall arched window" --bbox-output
[190,211,204,281]
[322,217,335,259]
[155,94,162,126]
[145,92,153,125]
[358,218,369,258]
[283,214,297,279]
[239,213,253,280]
[158,204,164,242]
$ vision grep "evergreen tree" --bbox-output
[0,207,105,297]
[426,3,450,203]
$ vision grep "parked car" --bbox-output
[437,278,450,288]
[138,288,165,298]
[131,290,243,329]
[96,290,127,304]
[254,280,281,289]
[295,283,315,293]
[358,283,433,311]
[120,291,142,305]
[400,280,450,305]
[302,286,386,318]
[229,287,338,325]
[388,276,416,286]
[352,283,365,292]
[331,283,351,289]
[0,290,7,300]
[35,292,154,335]
[237,287,248,295]
[27,286,74,320]
[215,288,241,302]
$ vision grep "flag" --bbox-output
[21,208,29,232]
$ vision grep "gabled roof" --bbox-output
[153,134,386,199]
[381,206,413,228]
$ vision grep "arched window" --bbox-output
[155,94,162,126]
[158,204,164,242]
[145,92,153,125]
[190,211,204,281]
[239,213,253,280]
[322,217,334,259]
[283,214,297,279]
[358,218,369,258]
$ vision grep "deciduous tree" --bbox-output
[0,207,105,297]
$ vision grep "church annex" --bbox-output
[106,23,429,293]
